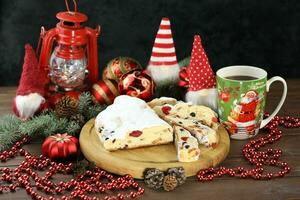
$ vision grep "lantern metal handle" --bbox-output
[65,0,78,13]
[36,26,46,56]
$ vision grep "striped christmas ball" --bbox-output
[102,57,142,82]
[91,79,119,105]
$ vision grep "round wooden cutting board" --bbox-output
[80,119,230,179]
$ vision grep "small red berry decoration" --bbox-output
[42,133,78,160]
[212,117,218,123]
[129,130,143,137]
[161,106,172,115]
[219,91,230,102]
[181,137,188,141]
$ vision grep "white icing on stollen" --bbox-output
[159,97,177,101]
[95,95,172,141]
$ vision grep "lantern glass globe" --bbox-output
[49,50,87,90]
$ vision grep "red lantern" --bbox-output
[42,133,78,160]
[37,0,100,91]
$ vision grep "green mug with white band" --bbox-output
[216,66,287,140]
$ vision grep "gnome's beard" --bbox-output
[14,93,45,120]
[185,88,218,111]
[147,64,180,84]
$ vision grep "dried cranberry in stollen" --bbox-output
[181,137,188,141]
[129,130,143,137]
[162,106,172,115]
[212,117,218,123]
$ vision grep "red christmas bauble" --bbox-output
[91,79,119,105]
[118,70,155,101]
[102,57,142,82]
[42,133,78,160]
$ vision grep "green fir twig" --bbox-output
[0,92,107,152]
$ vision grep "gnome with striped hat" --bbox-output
[147,17,180,84]
[185,35,218,111]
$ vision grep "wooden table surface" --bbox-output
[0,80,299,200]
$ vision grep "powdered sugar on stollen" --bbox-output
[95,95,172,141]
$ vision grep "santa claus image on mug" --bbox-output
[216,65,287,140]
[226,90,261,136]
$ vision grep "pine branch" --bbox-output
[18,113,69,138]
[42,117,69,137]
[0,115,22,152]
[66,121,81,136]
[84,104,106,120]
[78,92,93,114]
[0,92,107,152]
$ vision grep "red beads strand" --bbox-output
[197,114,299,181]
[0,136,144,200]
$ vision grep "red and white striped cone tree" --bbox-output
[147,17,180,85]
[185,35,218,111]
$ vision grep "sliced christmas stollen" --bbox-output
[162,115,219,148]
[147,97,177,108]
[170,102,219,130]
[174,126,201,162]
[95,95,173,151]
[149,97,219,130]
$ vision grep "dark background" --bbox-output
[0,0,299,86]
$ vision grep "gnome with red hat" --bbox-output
[183,35,218,111]
[147,17,180,84]
[12,44,48,120]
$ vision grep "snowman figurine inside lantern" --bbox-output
[38,0,100,91]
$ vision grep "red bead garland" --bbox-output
[0,136,144,199]
[197,114,299,181]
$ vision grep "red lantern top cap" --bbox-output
[56,0,87,23]
[56,11,88,23]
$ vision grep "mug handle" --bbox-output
[260,76,287,128]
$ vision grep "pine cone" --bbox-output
[70,114,85,126]
[167,167,186,186]
[55,96,78,119]
[163,175,177,191]
[144,168,164,190]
